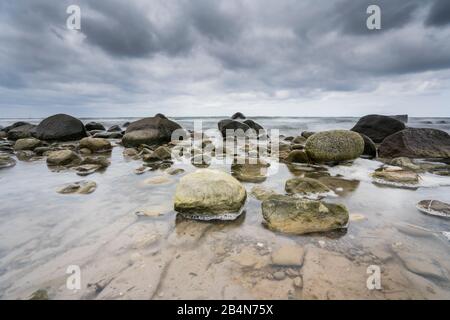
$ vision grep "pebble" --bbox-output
[273,271,286,281]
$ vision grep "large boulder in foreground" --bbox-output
[122,115,182,147]
[262,195,349,234]
[36,114,87,141]
[378,128,450,159]
[351,114,406,143]
[305,130,364,163]
[174,169,247,220]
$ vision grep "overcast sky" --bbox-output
[1,0,450,118]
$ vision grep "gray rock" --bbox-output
[36,114,87,141]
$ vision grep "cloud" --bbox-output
[0,0,450,117]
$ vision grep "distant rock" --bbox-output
[231,112,246,120]
[7,124,36,140]
[36,114,87,141]
[85,122,105,131]
[243,119,264,132]
[2,121,31,133]
[107,125,122,132]
[122,115,182,147]
[218,119,251,137]
[351,114,406,143]
[378,128,450,159]
[305,130,364,163]
[262,195,349,234]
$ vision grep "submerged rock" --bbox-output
[174,169,247,220]
[79,137,112,152]
[372,167,419,187]
[57,180,97,194]
[271,245,304,267]
[378,128,450,159]
[261,195,349,234]
[351,114,406,143]
[390,157,421,171]
[0,155,16,169]
[250,185,279,201]
[285,177,331,196]
[80,156,110,168]
[36,114,87,141]
[13,138,41,151]
[231,160,270,183]
[46,150,81,166]
[416,200,450,218]
[305,130,364,163]
[317,176,360,195]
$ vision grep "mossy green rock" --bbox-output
[174,169,246,218]
[305,130,364,163]
[262,195,349,234]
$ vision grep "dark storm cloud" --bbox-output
[1,0,450,115]
[426,0,450,27]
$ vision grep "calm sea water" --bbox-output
[0,116,449,299]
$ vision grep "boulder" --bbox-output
[285,150,309,163]
[378,128,450,159]
[218,119,251,137]
[416,200,450,218]
[2,121,31,133]
[231,112,246,120]
[143,146,172,162]
[79,137,112,152]
[107,125,122,132]
[261,195,349,234]
[174,169,247,219]
[0,155,16,169]
[243,120,264,132]
[85,122,105,131]
[285,177,331,195]
[305,130,364,163]
[36,114,87,141]
[231,160,270,183]
[360,133,377,158]
[122,116,182,147]
[7,124,36,140]
[13,138,41,151]
[351,114,405,143]
[46,150,81,166]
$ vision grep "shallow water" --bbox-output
[0,117,450,299]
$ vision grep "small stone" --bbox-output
[57,180,97,194]
[293,277,303,288]
[273,271,286,281]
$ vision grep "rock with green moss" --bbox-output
[305,130,364,163]
[261,195,349,234]
[174,169,246,220]
[29,289,49,300]
[285,177,331,195]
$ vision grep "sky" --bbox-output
[1,0,450,118]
